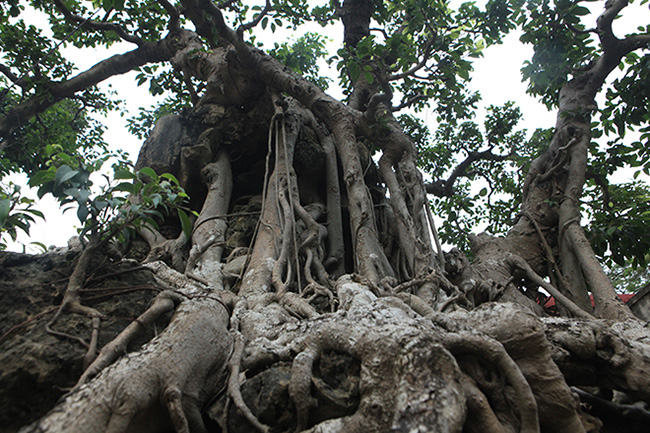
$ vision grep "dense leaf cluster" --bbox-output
[0,0,648,282]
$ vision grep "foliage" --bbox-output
[606,257,650,294]
[587,181,650,269]
[268,32,332,90]
[0,181,44,251]
[517,0,598,108]
[0,0,648,268]
[28,145,192,244]
[0,96,112,177]
[419,103,539,248]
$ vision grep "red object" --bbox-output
[543,293,633,309]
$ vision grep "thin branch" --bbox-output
[392,94,427,112]
[52,0,145,46]
[388,39,435,81]
[441,149,510,197]
[586,168,611,207]
[158,0,181,30]
[0,65,26,88]
[237,0,272,37]
[506,254,594,319]
[0,30,185,145]
[566,22,597,36]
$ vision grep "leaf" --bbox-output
[55,165,78,187]
[349,63,361,82]
[30,242,47,253]
[159,173,180,184]
[29,170,56,187]
[77,205,90,223]
[138,167,159,182]
[114,182,136,194]
[0,198,10,228]
[114,169,137,180]
[572,5,590,16]
[178,209,193,239]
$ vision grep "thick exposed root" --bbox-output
[23,262,234,433]
[76,289,184,387]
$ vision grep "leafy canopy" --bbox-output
[0,0,648,280]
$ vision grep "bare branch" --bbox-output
[0,64,25,88]
[596,0,630,51]
[391,94,427,112]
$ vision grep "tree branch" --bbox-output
[237,0,272,37]
[0,64,25,89]
[52,0,145,46]
[158,0,181,31]
[388,39,434,81]
[0,30,188,148]
[438,148,510,197]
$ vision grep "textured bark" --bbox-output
[4,2,649,433]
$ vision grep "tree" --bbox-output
[1,0,649,432]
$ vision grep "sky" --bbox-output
[3,0,648,252]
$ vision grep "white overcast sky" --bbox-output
[3,0,648,252]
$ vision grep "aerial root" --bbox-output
[506,254,594,319]
[461,375,507,433]
[289,347,320,432]
[165,385,191,433]
[228,331,270,433]
[76,289,184,387]
[443,332,541,433]
[280,291,319,319]
[142,227,190,272]
[46,284,106,369]
[286,322,357,432]
[572,387,650,424]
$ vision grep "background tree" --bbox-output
[1,1,649,432]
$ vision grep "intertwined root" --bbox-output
[219,277,601,433]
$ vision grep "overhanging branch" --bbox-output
[52,0,145,46]
[0,30,188,148]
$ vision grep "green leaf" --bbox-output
[159,173,180,184]
[138,167,159,182]
[572,6,590,16]
[178,209,192,239]
[114,169,137,180]
[29,170,56,187]
[114,182,136,194]
[349,63,361,82]
[0,198,10,228]
[77,205,89,222]
[30,242,47,253]
[55,165,78,186]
